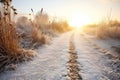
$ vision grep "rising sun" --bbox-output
[69,13,91,28]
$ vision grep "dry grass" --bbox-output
[0,19,19,56]
[96,25,120,39]
[0,2,37,70]
[16,16,50,49]
[31,26,50,48]
[0,2,71,70]
[0,18,37,71]
[50,20,71,33]
[15,10,71,49]
[34,9,71,33]
[83,20,120,39]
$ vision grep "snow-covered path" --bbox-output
[0,31,72,80]
[74,29,120,80]
[0,30,119,80]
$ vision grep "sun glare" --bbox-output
[69,13,91,28]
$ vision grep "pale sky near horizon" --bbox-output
[12,0,120,23]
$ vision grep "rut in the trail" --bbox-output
[67,33,82,80]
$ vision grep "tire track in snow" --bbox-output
[67,33,82,80]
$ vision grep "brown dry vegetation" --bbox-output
[51,20,71,33]
[83,20,120,39]
[0,1,71,71]
[16,10,71,49]
[0,0,37,71]
[0,15,37,71]
[16,16,50,49]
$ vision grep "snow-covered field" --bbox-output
[0,29,119,80]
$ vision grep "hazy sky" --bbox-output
[12,0,120,23]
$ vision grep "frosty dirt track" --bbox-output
[0,29,120,80]
[67,33,82,80]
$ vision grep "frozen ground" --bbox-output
[0,29,120,80]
